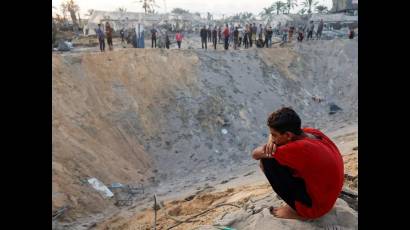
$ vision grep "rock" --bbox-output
[221,180,229,184]
[168,205,182,216]
[219,198,357,230]
[184,194,195,201]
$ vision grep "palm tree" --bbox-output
[315,5,328,14]
[136,0,158,14]
[272,1,287,15]
[302,0,318,14]
[259,6,274,20]
[286,0,298,14]
[298,8,307,15]
[171,8,190,14]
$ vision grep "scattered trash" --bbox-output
[111,182,124,188]
[57,40,73,51]
[329,103,342,115]
[221,129,228,135]
[52,205,68,220]
[87,177,114,198]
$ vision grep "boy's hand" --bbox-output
[265,142,276,157]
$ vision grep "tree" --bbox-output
[272,1,287,15]
[286,0,297,14]
[136,0,159,14]
[171,8,190,14]
[86,9,94,17]
[117,7,127,13]
[61,0,80,30]
[298,8,307,15]
[207,12,213,21]
[302,0,318,14]
[315,5,328,14]
[259,6,274,20]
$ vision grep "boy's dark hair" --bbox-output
[267,107,302,135]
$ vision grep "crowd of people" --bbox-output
[94,19,356,52]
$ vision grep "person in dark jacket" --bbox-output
[200,26,208,49]
[212,26,218,50]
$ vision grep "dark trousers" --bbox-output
[99,39,105,51]
[224,37,229,50]
[316,31,322,40]
[152,37,156,48]
[107,37,113,46]
[177,41,181,49]
[249,36,253,47]
[261,158,312,210]
[213,37,217,49]
[307,31,313,40]
[201,38,207,49]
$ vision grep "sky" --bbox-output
[52,0,333,19]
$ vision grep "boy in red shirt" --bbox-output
[252,107,344,219]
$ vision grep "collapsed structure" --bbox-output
[84,10,204,36]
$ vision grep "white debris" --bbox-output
[221,129,228,135]
[88,177,114,198]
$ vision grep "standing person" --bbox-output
[238,27,243,48]
[258,24,264,40]
[200,26,208,50]
[165,31,170,49]
[265,26,273,47]
[252,107,344,220]
[105,22,113,51]
[175,31,183,49]
[288,24,295,43]
[151,26,157,48]
[208,26,212,42]
[316,19,324,40]
[282,26,288,43]
[243,24,249,49]
[96,24,105,52]
[233,27,239,50]
[307,21,314,40]
[348,27,355,39]
[223,24,230,50]
[297,26,304,42]
[212,26,218,50]
[120,28,125,43]
[218,26,222,43]
[276,22,282,35]
[229,25,234,45]
[124,29,129,43]
[252,23,257,46]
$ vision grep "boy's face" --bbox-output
[269,127,292,146]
